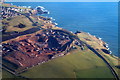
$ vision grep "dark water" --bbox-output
[7,2,118,57]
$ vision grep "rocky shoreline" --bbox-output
[1,3,119,79]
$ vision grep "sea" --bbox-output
[6,2,118,57]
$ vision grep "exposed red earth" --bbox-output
[2,29,76,73]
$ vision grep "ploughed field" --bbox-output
[2,29,80,74]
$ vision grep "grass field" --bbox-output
[75,67,114,78]
[2,33,118,78]
[77,32,120,77]
[5,15,36,32]
[2,69,16,78]
[2,29,119,78]
[20,47,114,78]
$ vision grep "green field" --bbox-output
[2,69,16,78]
[20,47,114,78]
[76,67,113,78]
[2,31,118,79]
[2,29,119,79]
[3,15,36,32]
[77,33,120,77]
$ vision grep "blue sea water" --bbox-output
[7,2,118,57]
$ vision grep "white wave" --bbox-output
[54,22,58,25]
[37,6,45,9]
[87,32,91,35]
[53,19,55,21]
[98,37,102,40]
[47,11,50,14]
[50,17,53,20]
[28,6,31,8]
[107,48,110,50]
[110,51,112,54]
[93,35,96,37]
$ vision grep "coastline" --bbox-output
[1,2,119,79]
[1,2,119,62]
[75,31,119,58]
[3,2,118,57]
